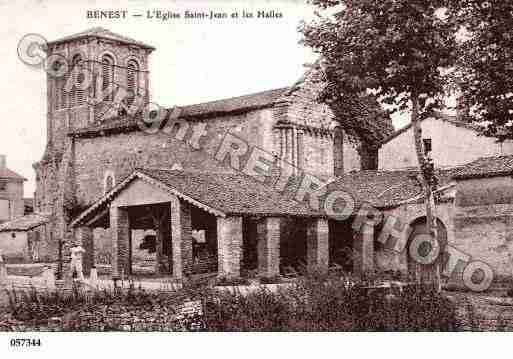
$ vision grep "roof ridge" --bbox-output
[381,112,480,145]
[175,87,289,110]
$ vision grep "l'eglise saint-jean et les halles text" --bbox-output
[86,9,284,21]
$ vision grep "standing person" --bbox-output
[70,242,86,281]
[0,249,6,281]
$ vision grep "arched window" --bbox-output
[101,54,115,102]
[71,54,85,107]
[127,60,139,106]
[104,171,115,194]
[105,175,114,193]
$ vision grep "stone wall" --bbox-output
[453,176,513,279]
[377,202,455,275]
[72,109,276,209]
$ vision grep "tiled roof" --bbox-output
[48,27,155,50]
[71,168,322,227]
[0,167,26,181]
[0,213,51,232]
[179,88,288,119]
[70,87,288,137]
[325,168,458,209]
[325,170,423,208]
[381,112,481,145]
[138,168,318,217]
[452,155,513,180]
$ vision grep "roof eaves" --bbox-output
[70,170,226,227]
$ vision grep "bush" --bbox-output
[2,274,460,331]
[203,274,460,331]
[214,275,249,287]
[258,275,284,285]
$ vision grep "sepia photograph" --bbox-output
[1,0,513,355]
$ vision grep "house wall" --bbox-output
[0,231,28,262]
[0,181,24,222]
[379,117,513,170]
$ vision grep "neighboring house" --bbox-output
[0,156,43,262]
[0,213,51,262]
[0,155,26,224]
[378,113,513,170]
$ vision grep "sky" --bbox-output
[0,0,411,197]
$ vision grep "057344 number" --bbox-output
[10,338,41,347]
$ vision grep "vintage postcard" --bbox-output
[1,0,512,355]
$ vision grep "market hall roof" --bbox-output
[70,168,324,228]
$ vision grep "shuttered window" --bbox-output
[101,55,114,102]
[71,55,85,107]
[127,60,138,106]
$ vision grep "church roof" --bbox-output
[70,87,289,137]
[0,167,26,181]
[48,27,155,50]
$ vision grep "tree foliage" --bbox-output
[448,0,513,141]
[300,0,458,119]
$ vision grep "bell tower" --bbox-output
[45,27,155,151]
[33,28,155,252]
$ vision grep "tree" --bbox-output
[301,0,458,286]
[448,0,513,141]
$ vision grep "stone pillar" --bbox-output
[76,226,94,276]
[110,206,130,279]
[217,216,243,277]
[257,217,281,277]
[353,223,375,277]
[306,218,330,273]
[170,196,193,280]
[155,226,164,275]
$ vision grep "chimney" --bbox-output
[0,155,5,169]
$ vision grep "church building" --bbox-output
[26,28,513,288]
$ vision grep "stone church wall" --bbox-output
[72,108,276,209]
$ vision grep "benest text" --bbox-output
[87,10,128,19]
